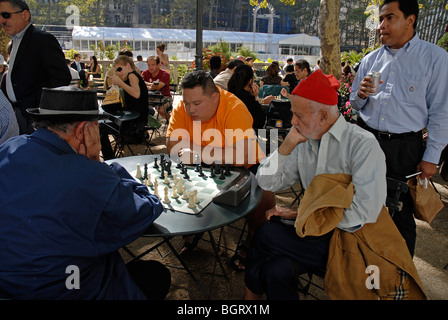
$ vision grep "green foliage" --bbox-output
[65,48,78,60]
[208,39,235,61]
[90,41,132,61]
[171,63,189,86]
[437,33,448,52]
[341,50,364,66]
[237,46,258,61]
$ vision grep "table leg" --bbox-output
[206,230,229,296]
[163,238,211,299]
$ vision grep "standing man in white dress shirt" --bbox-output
[350,0,448,256]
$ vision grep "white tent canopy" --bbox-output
[71,26,320,61]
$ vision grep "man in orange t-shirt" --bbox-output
[166,70,275,269]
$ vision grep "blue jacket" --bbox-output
[0,129,163,299]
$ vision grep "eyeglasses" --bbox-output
[1,10,24,19]
[115,67,123,72]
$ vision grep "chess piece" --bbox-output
[187,192,196,208]
[166,161,172,176]
[224,164,231,176]
[154,182,160,199]
[177,178,183,195]
[183,170,189,180]
[136,163,143,179]
[176,161,183,169]
[147,173,153,187]
[163,186,171,204]
[182,186,188,200]
[171,185,179,198]
[160,163,165,179]
[210,166,216,178]
[193,189,199,203]
[198,165,205,178]
[153,158,159,169]
[219,169,225,180]
[143,163,148,180]
[164,174,170,185]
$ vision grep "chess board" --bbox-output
[130,161,240,215]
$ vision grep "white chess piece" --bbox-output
[136,163,143,179]
[164,175,170,185]
[182,186,188,200]
[163,186,171,204]
[154,185,160,199]
[171,185,179,198]
[177,178,183,194]
[193,189,200,203]
[187,192,196,208]
[147,173,153,187]
[154,178,159,198]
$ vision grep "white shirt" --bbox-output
[213,69,233,91]
[68,66,80,80]
[256,115,387,232]
[350,33,448,164]
[135,61,148,72]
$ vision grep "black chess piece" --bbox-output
[176,161,182,169]
[214,164,221,174]
[224,164,231,176]
[219,169,225,180]
[143,163,148,180]
[153,158,159,169]
[210,166,216,178]
[160,162,165,179]
[198,165,205,177]
[183,170,190,180]
[166,161,172,176]
[194,163,199,172]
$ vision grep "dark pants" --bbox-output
[358,117,424,257]
[245,222,331,300]
[13,103,35,134]
[126,260,171,300]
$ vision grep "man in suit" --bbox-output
[70,53,85,73]
[0,0,71,134]
[70,53,87,88]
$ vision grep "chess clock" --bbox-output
[212,174,252,207]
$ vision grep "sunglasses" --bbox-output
[115,67,123,72]
[1,10,24,19]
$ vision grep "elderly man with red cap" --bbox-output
[243,69,426,300]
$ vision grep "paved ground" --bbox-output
[115,107,448,301]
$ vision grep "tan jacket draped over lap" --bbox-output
[294,173,427,300]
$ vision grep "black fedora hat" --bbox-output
[27,86,108,121]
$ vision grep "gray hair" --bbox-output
[33,120,80,133]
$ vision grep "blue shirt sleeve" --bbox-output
[93,162,164,255]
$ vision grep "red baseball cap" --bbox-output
[291,69,340,105]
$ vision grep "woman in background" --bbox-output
[87,55,101,79]
[156,43,170,73]
[228,64,274,130]
[100,56,149,160]
[259,63,282,87]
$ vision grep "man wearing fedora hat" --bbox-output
[243,70,389,300]
[0,87,171,299]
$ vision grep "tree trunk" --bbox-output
[318,0,341,79]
